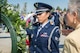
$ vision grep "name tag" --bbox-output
[40,32,49,37]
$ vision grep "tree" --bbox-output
[0,0,7,7]
[23,2,27,14]
[16,3,20,12]
[0,0,27,53]
[51,7,55,12]
[56,6,62,11]
[0,0,7,22]
[63,8,67,11]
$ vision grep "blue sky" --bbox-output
[8,0,69,13]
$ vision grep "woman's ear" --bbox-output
[73,11,77,24]
[73,11,77,18]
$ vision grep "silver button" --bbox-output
[34,45,37,47]
[35,39,37,41]
[34,51,36,53]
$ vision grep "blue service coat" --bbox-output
[51,12,60,28]
[26,22,60,53]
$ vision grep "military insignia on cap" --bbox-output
[35,3,38,8]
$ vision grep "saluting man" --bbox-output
[26,2,60,53]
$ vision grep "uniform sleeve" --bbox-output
[51,27,60,53]
[63,38,79,53]
[55,27,60,39]
[26,28,32,36]
[54,27,60,44]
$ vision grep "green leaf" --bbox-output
[17,36,21,42]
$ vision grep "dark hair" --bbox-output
[45,10,52,19]
[46,10,50,12]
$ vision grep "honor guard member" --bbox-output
[26,2,60,53]
[51,12,60,28]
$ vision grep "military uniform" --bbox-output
[63,24,80,53]
[51,12,60,27]
[26,21,60,53]
[26,2,60,53]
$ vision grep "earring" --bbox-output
[74,21,76,24]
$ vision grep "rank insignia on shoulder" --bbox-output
[50,20,54,25]
[55,37,59,41]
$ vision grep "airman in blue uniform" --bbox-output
[51,12,60,28]
[26,2,60,53]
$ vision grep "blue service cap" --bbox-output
[34,2,53,15]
